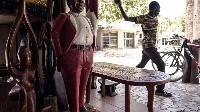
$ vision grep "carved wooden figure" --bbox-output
[51,0,98,112]
[8,39,36,112]
[5,0,38,112]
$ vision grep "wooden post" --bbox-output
[183,0,194,83]
[182,46,192,83]
[146,85,155,112]
[185,0,194,41]
[190,40,200,84]
[125,85,130,112]
[184,0,200,83]
[101,77,105,97]
[190,0,200,83]
[193,0,200,41]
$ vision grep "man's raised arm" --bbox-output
[114,0,136,22]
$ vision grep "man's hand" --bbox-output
[114,0,121,5]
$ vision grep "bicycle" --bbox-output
[152,35,197,82]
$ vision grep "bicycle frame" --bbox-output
[167,51,182,68]
[152,35,200,81]
[167,39,185,68]
[167,35,200,79]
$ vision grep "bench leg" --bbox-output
[125,85,130,112]
[101,77,105,97]
[146,85,155,112]
[91,76,97,89]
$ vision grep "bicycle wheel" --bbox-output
[162,52,188,82]
[151,52,178,75]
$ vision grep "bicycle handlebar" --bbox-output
[175,34,200,48]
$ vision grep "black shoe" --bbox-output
[155,91,172,97]
[79,106,88,112]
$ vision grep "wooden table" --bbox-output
[86,62,170,112]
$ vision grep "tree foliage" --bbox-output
[99,0,185,34]
[99,0,150,23]
[158,13,185,33]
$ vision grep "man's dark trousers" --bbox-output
[136,47,165,92]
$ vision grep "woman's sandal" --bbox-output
[155,91,172,97]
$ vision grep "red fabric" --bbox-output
[51,13,76,57]
[51,13,95,112]
[51,13,76,71]
[86,0,98,18]
[85,0,89,12]
[60,48,94,112]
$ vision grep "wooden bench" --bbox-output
[97,79,119,97]
[86,62,170,112]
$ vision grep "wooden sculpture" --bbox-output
[5,0,38,112]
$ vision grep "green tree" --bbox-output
[99,0,185,34]
[158,14,185,33]
[179,13,185,32]
[99,0,150,23]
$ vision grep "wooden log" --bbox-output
[44,96,58,112]
[40,106,51,112]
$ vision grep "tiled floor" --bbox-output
[89,79,200,112]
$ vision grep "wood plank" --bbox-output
[125,85,130,112]
[101,77,105,97]
[146,85,155,112]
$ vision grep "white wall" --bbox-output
[117,30,124,49]
[96,29,142,49]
